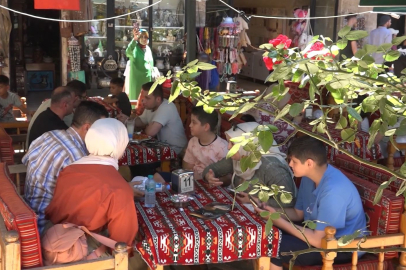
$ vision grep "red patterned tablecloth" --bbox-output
[134,180,281,269]
[87,97,121,118]
[299,122,383,162]
[119,141,177,166]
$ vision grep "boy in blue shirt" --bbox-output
[256,136,366,268]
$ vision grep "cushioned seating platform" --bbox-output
[0,163,42,268]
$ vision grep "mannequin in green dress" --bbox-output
[126,28,154,101]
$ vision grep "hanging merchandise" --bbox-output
[68,34,81,72]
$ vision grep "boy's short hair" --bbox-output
[288,136,327,166]
[0,75,9,85]
[142,82,163,100]
[66,80,87,96]
[110,77,124,88]
[191,106,219,132]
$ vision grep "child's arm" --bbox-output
[104,96,119,104]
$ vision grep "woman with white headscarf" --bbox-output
[202,122,297,208]
[45,118,147,269]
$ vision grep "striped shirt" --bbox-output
[22,127,88,233]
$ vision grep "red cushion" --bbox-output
[0,163,42,268]
[0,126,14,166]
[340,170,404,259]
[336,154,402,193]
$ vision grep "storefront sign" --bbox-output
[34,0,80,11]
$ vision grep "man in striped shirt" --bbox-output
[23,101,109,234]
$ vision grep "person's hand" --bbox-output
[235,192,250,204]
[129,181,145,199]
[116,113,129,124]
[254,204,277,220]
[205,169,222,188]
[133,28,140,41]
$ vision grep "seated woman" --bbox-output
[202,122,297,208]
[250,86,303,153]
[45,118,146,269]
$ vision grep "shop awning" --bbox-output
[34,0,80,10]
[359,0,405,6]
[372,7,406,13]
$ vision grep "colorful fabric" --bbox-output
[299,122,383,162]
[0,163,43,268]
[22,127,87,234]
[134,180,281,269]
[87,97,121,118]
[119,140,177,166]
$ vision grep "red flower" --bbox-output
[269,34,292,50]
[263,35,292,70]
[308,41,324,52]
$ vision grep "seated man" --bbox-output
[256,136,367,268]
[45,118,145,268]
[28,87,76,146]
[134,82,187,154]
[27,80,87,144]
[23,101,109,234]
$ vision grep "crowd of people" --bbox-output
[0,25,372,269]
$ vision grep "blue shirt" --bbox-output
[367,27,392,64]
[23,127,88,234]
[295,165,366,238]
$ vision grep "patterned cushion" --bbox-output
[0,163,42,268]
[292,253,393,270]
[336,154,402,193]
[341,170,404,259]
[0,126,14,166]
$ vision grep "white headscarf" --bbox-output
[225,122,289,181]
[71,118,129,170]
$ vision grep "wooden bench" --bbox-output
[0,162,129,270]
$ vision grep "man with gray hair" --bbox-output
[28,86,75,146]
[367,15,393,65]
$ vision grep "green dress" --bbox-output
[126,40,154,100]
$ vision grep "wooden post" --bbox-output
[61,10,69,86]
[3,230,20,270]
[113,242,128,270]
[397,203,406,270]
[253,257,271,270]
[321,227,337,270]
[387,139,396,171]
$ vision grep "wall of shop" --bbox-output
[337,0,376,34]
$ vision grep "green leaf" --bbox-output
[316,122,326,134]
[384,50,401,62]
[338,26,352,38]
[240,156,251,172]
[226,143,241,159]
[338,234,356,247]
[363,44,378,54]
[355,49,366,59]
[345,30,368,41]
[341,128,356,142]
[337,39,348,50]
[373,177,395,205]
[203,104,214,114]
[260,211,270,218]
[148,80,159,95]
[208,95,224,106]
[306,221,317,230]
[259,43,274,50]
[289,103,304,117]
[235,180,250,192]
[186,59,199,68]
[280,193,293,204]
[392,36,406,46]
[239,103,256,114]
[270,212,281,220]
[196,62,216,70]
[186,66,199,74]
[377,43,393,53]
[335,116,348,130]
[265,217,273,236]
[258,191,270,202]
[249,189,260,195]
[274,104,291,122]
[385,129,396,136]
[396,180,406,197]
[358,60,369,68]
[309,84,316,100]
[258,130,274,152]
[168,84,181,103]
[182,90,190,97]
[292,70,304,83]
[347,107,363,122]
[400,162,406,177]
[363,55,376,65]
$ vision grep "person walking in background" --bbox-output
[339,14,358,61]
[367,15,393,65]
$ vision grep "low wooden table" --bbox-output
[134,180,280,270]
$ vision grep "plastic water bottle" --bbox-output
[145,175,156,208]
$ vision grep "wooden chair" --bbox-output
[0,162,129,270]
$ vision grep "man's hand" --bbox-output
[205,169,222,188]
[129,181,145,199]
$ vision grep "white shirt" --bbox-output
[367,27,392,64]
[139,99,187,154]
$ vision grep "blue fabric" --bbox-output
[209,60,219,90]
[295,165,366,238]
